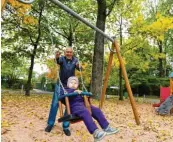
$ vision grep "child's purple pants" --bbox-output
[71,104,109,134]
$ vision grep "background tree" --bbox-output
[1,51,28,88]
[130,0,173,77]
[105,0,143,99]
[2,0,51,95]
[1,0,173,98]
[91,0,116,97]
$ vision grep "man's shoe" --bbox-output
[45,125,53,132]
[63,129,71,136]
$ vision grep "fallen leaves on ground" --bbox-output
[1,91,173,142]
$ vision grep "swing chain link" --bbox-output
[73,32,88,92]
[45,13,68,95]
[105,36,117,53]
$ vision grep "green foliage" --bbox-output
[1,51,28,87]
[43,0,95,63]
[104,0,173,96]
[164,29,173,61]
[2,0,173,96]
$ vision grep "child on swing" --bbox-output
[65,76,119,141]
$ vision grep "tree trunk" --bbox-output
[158,40,164,77]
[119,16,123,100]
[25,45,37,96]
[119,67,123,100]
[68,24,73,47]
[25,2,44,96]
[91,0,106,97]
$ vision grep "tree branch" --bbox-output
[106,0,117,16]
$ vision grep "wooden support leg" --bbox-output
[99,42,115,109]
[114,40,140,125]
[170,108,173,115]
[58,101,63,117]
[65,97,71,115]
[84,96,91,114]
[170,78,173,95]
[1,0,7,12]
[99,40,140,125]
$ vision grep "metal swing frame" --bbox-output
[2,0,140,125]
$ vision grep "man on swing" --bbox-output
[45,47,82,136]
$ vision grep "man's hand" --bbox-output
[55,51,60,59]
[76,63,82,70]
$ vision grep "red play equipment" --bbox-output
[153,87,170,107]
[153,72,173,107]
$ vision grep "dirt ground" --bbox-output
[1,91,173,142]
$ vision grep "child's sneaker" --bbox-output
[104,125,119,135]
[93,129,106,141]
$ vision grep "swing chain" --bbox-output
[105,36,116,53]
[73,32,88,92]
[45,14,67,95]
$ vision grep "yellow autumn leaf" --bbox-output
[23,16,38,25]
[1,121,10,127]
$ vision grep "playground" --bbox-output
[1,0,173,142]
[1,91,173,142]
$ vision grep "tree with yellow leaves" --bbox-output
[45,58,58,82]
[131,12,173,77]
[2,0,47,96]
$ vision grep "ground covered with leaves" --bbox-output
[1,91,173,142]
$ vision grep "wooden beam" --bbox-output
[99,40,140,125]
[65,97,71,115]
[84,96,91,114]
[1,0,7,12]
[170,78,173,95]
[99,42,115,109]
[113,40,140,125]
[58,101,63,117]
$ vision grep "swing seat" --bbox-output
[58,114,81,123]
[58,92,92,124]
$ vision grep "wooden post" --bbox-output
[170,78,173,95]
[1,0,7,12]
[99,40,140,125]
[84,96,91,114]
[113,40,140,125]
[99,42,115,108]
[58,101,63,117]
[65,97,71,115]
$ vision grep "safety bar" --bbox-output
[58,92,92,100]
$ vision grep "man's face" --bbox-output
[65,48,73,59]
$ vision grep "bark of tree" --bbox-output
[25,2,45,96]
[158,40,164,77]
[25,45,37,96]
[91,0,116,97]
[91,0,106,97]
[119,16,123,100]
[68,24,73,46]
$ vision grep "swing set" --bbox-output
[2,0,140,125]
